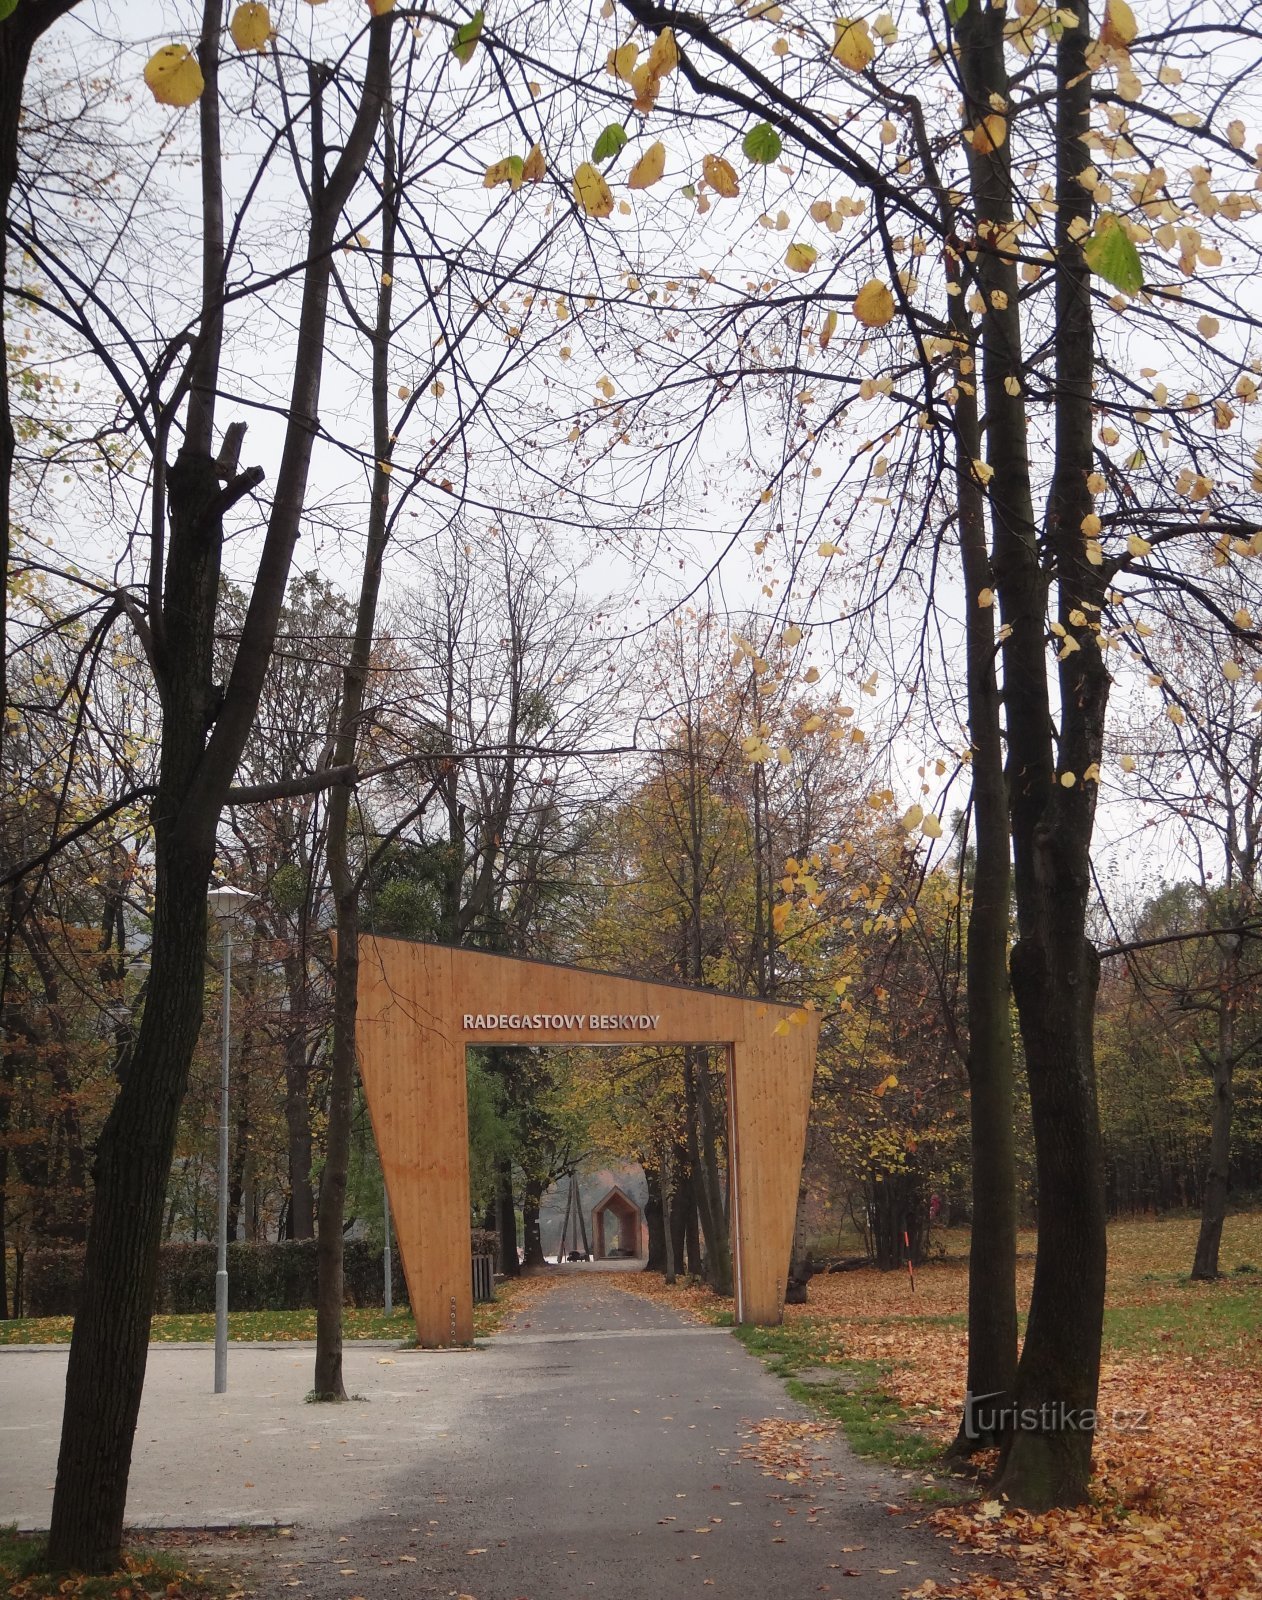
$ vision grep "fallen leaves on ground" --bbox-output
[797,1219,1262,1600]
[929,1356,1262,1600]
[596,1270,720,1321]
[2,1544,222,1600]
[738,1416,839,1484]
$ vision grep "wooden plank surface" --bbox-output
[355,936,818,1345]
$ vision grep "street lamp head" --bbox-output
[207,884,254,920]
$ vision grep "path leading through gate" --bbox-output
[0,1278,978,1598]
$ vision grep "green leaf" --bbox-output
[947,0,968,21]
[451,7,484,64]
[592,123,629,163]
[1082,212,1143,295]
[0,0,20,20]
[742,122,782,164]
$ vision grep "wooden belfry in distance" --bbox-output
[354,935,820,1345]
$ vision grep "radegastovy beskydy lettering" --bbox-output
[461,1012,662,1031]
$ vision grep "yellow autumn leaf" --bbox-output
[627,140,666,189]
[785,241,817,273]
[853,278,896,327]
[1223,660,1244,680]
[1127,533,1153,557]
[1120,754,1136,771]
[522,143,546,183]
[609,40,639,81]
[572,162,614,218]
[820,309,838,349]
[229,2,271,51]
[365,0,396,12]
[1100,0,1137,48]
[1060,771,1077,787]
[921,814,943,839]
[629,61,663,111]
[702,154,739,197]
[967,114,1007,153]
[646,27,678,75]
[484,157,522,191]
[1166,704,1185,725]
[978,587,994,608]
[832,17,875,71]
[143,44,205,106]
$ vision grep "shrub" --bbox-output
[23,1238,414,1316]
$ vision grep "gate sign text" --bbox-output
[463,1011,662,1031]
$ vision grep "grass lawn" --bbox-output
[0,1281,523,1346]
[610,1212,1262,1600]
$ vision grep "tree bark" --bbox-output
[947,0,1020,1454]
[48,823,217,1566]
[495,1156,520,1276]
[0,1043,14,1316]
[280,897,317,1239]
[313,86,396,1399]
[1192,935,1239,1279]
[643,1164,666,1271]
[992,0,1108,1509]
[685,1191,701,1277]
[684,1049,732,1295]
[522,1175,545,1268]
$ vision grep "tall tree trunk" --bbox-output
[283,934,315,1239]
[227,1051,251,1245]
[48,833,217,1567]
[948,0,1020,1451]
[285,1049,315,1238]
[314,101,395,1400]
[495,1157,520,1276]
[0,1045,14,1317]
[1192,935,1239,1279]
[46,6,391,1556]
[685,1192,701,1277]
[684,1048,731,1295]
[993,0,1108,1510]
[643,1163,666,1272]
[661,1152,676,1286]
[313,880,356,1399]
[0,0,79,743]
[522,1175,545,1268]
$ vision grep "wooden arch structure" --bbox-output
[591,1183,643,1260]
[355,935,820,1346]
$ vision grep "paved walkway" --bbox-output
[1,1279,980,1597]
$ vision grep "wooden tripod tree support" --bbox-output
[354,936,820,1346]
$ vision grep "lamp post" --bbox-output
[207,883,254,1393]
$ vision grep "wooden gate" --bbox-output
[354,936,820,1346]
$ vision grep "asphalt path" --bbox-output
[1,1278,983,1597]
